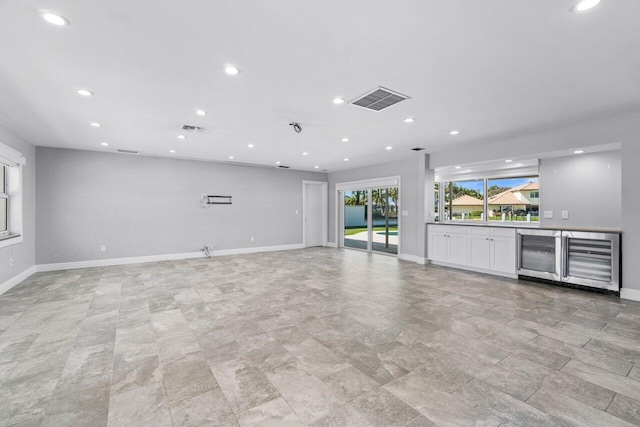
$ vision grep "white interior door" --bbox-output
[304,181,326,247]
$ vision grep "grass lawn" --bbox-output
[345,226,398,236]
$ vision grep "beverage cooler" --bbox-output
[517,229,620,292]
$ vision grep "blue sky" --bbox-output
[488,177,538,188]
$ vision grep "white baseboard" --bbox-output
[326,242,337,248]
[621,288,640,302]
[398,253,427,265]
[36,243,305,273]
[0,265,37,295]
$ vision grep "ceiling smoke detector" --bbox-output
[350,86,411,112]
[181,125,205,133]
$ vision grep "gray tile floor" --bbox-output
[1,248,640,426]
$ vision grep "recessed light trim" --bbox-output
[333,97,345,105]
[574,150,585,154]
[276,161,281,165]
[516,163,524,166]
[247,144,254,148]
[505,159,513,163]
[403,117,414,123]
[100,142,108,146]
[386,146,392,150]
[302,152,308,156]
[344,158,349,162]
[342,138,349,142]
[573,0,601,12]
[449,130,460,135]
[224,65,240,75]
[455,166,461,169]
[90,122,101,127]
[177,135,186,140]
[169,149,176,153]
[38,10,70,26]
[314,165,319,169]
[195,109,206,116]
[77,89,93,96]
[228,156,234,159]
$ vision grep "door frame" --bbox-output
[335,176,401,256]
[302,180,328,247]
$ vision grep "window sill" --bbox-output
[0,234,22,249]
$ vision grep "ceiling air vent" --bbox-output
[350,87,411,112]
[277,165,290,169]
[181,124,205,133]
[411,147,425,151]
[117,149,138,154]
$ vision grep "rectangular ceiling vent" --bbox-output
[277,165,290,169]
[181,124,205,133]
[350,86,411,112]
[411,147,425,151]
[117,149,138,154]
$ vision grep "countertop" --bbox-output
[427,222,622,234]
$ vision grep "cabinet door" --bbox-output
[448,233,468,265]
[468,235,491,269]
[491,236,516,274]
[428,232,448,263]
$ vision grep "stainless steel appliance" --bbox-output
[517,229,621,291]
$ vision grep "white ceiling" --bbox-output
[0,0,639,172]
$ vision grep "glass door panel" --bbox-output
[343,190,369,251]
[372,187,398,254]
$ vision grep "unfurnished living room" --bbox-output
[1,1,640,426]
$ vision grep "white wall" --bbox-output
[328,154,428,260]
[540,150,621,229]
[0,123,35,287]
[35,147,327,264]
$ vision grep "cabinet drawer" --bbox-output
[491,228,516,238]
[467,227,491,237]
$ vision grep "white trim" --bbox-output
[326,241,337,248]
[429,260,518,279]
[0,234,23,249]
[0,142,26,166]
[0,265,36,295]
[335,176,399,191]
[398,253,427,264]
[621,288,640,302]
[36,243,305,272]
[302,180,328,248]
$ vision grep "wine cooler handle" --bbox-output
[562,235,568,278]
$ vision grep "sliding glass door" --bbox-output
[342,187,398,255]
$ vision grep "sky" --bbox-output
[453,176,538,193]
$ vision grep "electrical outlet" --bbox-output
[562,210,569,220]
[543,211,553,219]
[9,257,14,266]
[250,236,255,242]
[100,245,106,252]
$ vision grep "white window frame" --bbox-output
[0,142,25,249]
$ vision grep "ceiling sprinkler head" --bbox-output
[289,122,302,133]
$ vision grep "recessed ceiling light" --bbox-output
[177,135,185,140]
[169,149,176,153]
[100,142,108,146]
[505,159,513,163]
[386,146,393,150]
[342,137,349,142]
[224,65,240,75]
[573,0,601,12]
[449,130,460,135]
[333,97,345,105]
[195,109,206,116]
[455,166,461,169]
[38,10,70,26]
[404,118,414,123]
[228,155,234,159]
[344,158,349,162]
[302,152,308,156]
[247,144,254,148]
[314,165,319,169]
[516,163,523,166]
[574,150,585,154]
[276,161,281,165]
[77,89,93,96]
[90,122,101,127]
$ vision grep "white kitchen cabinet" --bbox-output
[428,224,516,278]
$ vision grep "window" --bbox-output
[0,164,7,235]
[0,142,25,247]
[435,167,540,224]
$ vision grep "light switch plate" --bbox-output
[402,210,409,216]
[562,210,569,219]
[543,211,553,219]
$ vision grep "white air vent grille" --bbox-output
[181,125,205,132]
[350,87,410,112]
